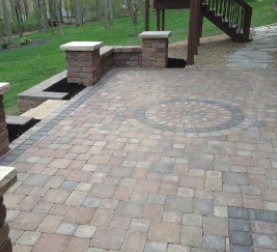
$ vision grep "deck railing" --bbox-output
[202,0,252,40]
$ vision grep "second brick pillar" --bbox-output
[60,41,103,86]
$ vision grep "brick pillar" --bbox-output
[60,42,103,86]
[0,197,11,252]
[0,166,17,252]
[0,83,10,156]
[139,31,172,68]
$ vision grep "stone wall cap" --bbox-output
[139,31,172,39]
[0,83,10,95]
[100,46,114,57]
[0,166,17,197]
[60,41,103,51]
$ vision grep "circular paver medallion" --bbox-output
[136,98,245,133]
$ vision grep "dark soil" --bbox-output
[44,78,85,99]
[7,119,39,142]
[167,58,186,68]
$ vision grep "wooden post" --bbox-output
[195,0,201,49]
[187,0,196,65]
[156,9,161,31]
[243,5,252,40]
[162,9,165,31]
[145,0,150,31]
[199,11,204,39]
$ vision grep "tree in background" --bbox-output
[123,0,143,34]
[53,0,64,34]
[96,0,100,20]
[1,0,13,43]
[39,0,49,32]
[13,0,24,36]
[75,0,84,26]
[22,0,29,18]
[105,0,113,28]
[0,0,145,39]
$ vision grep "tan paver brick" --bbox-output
[64,206,96,224]
[33,233,70,252]
[38,215,63,233]
[91,228,125,250]
[181,225,203,247]
[67,237,90,252]
[91,208,113,227]
[49,159,71,169]
[122,231,146,252]
[148,222,181,243]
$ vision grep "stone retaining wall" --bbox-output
[113,46,142,67]
[61,31,171,86]
[17,71,68,113]
[100,46,114,76]
[0,83,10,156]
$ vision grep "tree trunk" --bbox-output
[40,0,48,32]
[34,0,42,31]
[96,0,100,20]
[105,0,113,28]
[54,0,64,35]
[1,0,13,43]
[48,0,55,28]
[22,0,29,18]
[75,0,83,26]
[58,0,63,23]
[14,0,24,36]
[64,0,68,19]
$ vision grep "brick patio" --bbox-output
[1,57,277,250]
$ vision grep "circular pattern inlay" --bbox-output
[136,98,245,133]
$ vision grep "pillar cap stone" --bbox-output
[0,83,10,95]
[139,31,172,39]
[60,41,103,51]
[0,166,17,197]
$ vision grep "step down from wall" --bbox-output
[21,99,67,120]
[6,116,38,142]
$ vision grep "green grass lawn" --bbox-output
[1,0,276,114]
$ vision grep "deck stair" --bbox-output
[146,0,253,64]
[201,0,252,42]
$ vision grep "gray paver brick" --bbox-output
[228,207,249,220]
[194,199,214,216]
[230,231,253,246]
[253,234,277,249]
[229,218,251,232]
[202,235,226,251]
[144,241,167,252]
[56,222,77,236]
[165,196,193,213]
[114,201,144,218]
[150,163,174,173]
[230,245,253,252]
[24,174,50,187]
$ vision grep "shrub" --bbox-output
[1,41,8,49]
[20,37,30,46]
